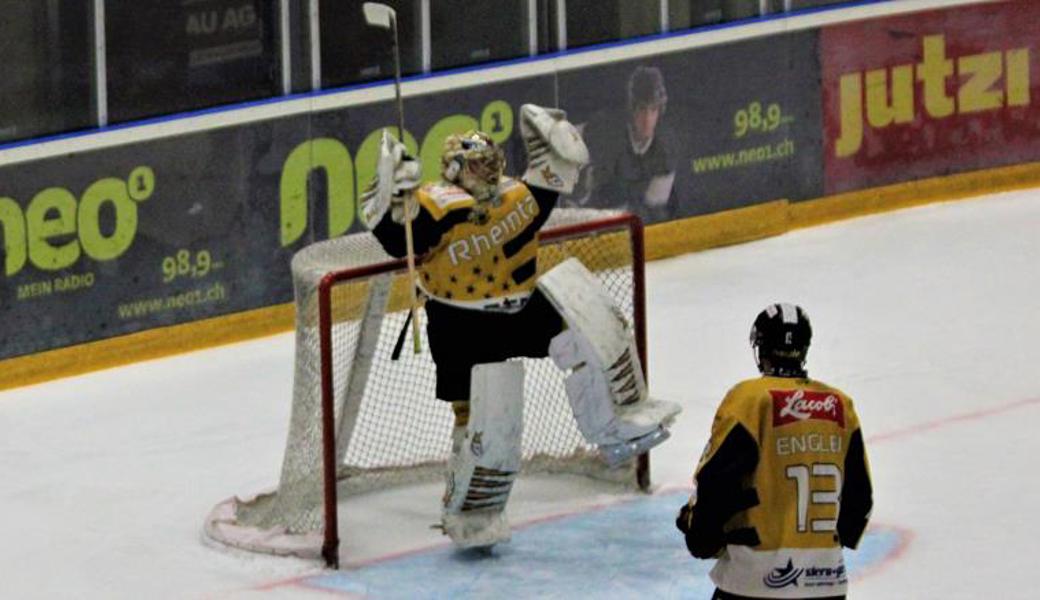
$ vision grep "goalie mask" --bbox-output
[750,303,812,378]
[442,130,505,202]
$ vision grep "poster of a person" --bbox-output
[567,65,678,223]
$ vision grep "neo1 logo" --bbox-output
[0,166,156,277]
[278,100,514,247]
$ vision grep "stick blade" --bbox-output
[363,2,395,29]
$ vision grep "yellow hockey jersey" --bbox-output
[679,376,873,598]
[374,177,553,309]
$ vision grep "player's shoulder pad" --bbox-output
[717,378,773,423]
[811,379,859,426]
[497,176,527,196]
[723,377,770,401]
[416,182,476,221]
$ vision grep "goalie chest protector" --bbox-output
[416,178,547,304]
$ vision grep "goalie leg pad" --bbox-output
[549,329,668,444]
[540,258,681,458]
[539,258,648,406]
[442,361,524,547]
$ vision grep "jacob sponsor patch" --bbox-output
[771,389,845,428]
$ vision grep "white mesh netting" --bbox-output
[204,208,644,558]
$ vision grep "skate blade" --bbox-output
[616,398,682,429]
[600,427,671,467]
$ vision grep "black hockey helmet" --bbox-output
[750,303,812,377]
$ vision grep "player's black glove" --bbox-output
[676,500,723,559]
[675,501,694,534]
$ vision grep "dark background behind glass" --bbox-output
[106,0,280,124]
[319,0,422,88]
[789,0,853,9]
[0,0,867,145]
[430,0,529,71]
[557,0,660,50]
[0,1,92,143]
[670,0,725,28]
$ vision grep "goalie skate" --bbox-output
[616,397,681,430]
[601,428,670,468]
[600,397,682,466]
[441,509,511,549]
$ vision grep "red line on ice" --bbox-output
[868,397,1040,444]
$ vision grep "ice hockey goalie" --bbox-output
[359,103,681,549]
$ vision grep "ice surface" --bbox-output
[3,188,1040,599]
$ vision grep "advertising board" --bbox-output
[821,0,1040,194]
[0,77,553,360]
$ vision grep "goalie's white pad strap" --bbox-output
[444,362,524,516]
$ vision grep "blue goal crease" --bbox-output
[301,491,903,599]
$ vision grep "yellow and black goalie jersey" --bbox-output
[370,176,563,402]
[372,176,553,308]
[677,376,873,599]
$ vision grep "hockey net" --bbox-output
[204,209,650,566]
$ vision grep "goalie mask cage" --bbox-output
[204,209,651,568]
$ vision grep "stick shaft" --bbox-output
[390,17,422,354]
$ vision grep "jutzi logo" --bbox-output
[834,34,1032,158]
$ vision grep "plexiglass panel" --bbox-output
[106,0,280,124]
[0,1,92,143]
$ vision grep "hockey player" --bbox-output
[359,104,680,549]
[676,304,873,600]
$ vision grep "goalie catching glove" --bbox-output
[360,129,422,229]
[520,104,589,194]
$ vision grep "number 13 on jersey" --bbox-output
[786,462,841,533]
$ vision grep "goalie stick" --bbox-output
[364,1,422,354]
[390,309,412,361]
